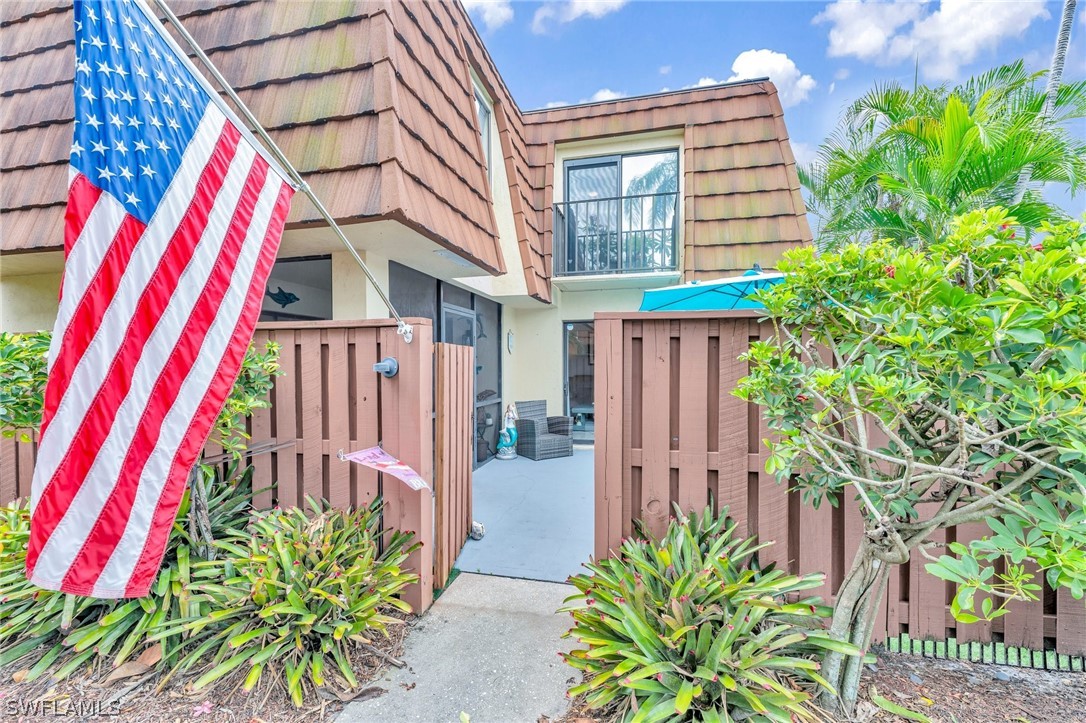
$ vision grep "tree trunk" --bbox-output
[1011,0,1077,204]
[819,539,893,716]
[188,465,215,560]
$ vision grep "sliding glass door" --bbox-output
[558,150,679,275]
[564,321,594,443]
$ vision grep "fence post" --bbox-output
[594,318,624,560]
[379,322,435,613]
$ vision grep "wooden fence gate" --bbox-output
[594,311,1086,657]
[0,319,476,614]
[434,343,474,589]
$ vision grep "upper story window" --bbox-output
[565,149,678,202]
[473,85,493,181]
[556,149,679,276]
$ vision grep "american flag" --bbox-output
[26,0,294,598]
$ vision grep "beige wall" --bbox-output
[0,248,388,333]
[501,286,644,414]
[456,75,528,301]
[331,250,391,321]
[0,273,61,332]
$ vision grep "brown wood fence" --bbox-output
[594,310,1086,656]
[0,319,475,614]
[434,342,473,590]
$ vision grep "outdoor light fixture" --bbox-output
[507,330,514,353]
[432,248,476,268]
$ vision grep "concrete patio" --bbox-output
[454,447,594,583]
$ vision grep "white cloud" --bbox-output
[540,89,628,108]
[790,141,818,166]
[829,81,836,94]
[462,0,514,32]
[532,0,628,34]
[659,65,672,75]
[815,0,1051,81]
[834,67,850,81]
[815,0,923,61]
[587,88,626,102]
[726,49,817,107]
[691,76,721,88]
[1021,47,1049,72]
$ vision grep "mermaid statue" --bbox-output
[496,403,518,459]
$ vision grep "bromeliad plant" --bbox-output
[560,506,859,722]
[0,462,255,681]
[161,499,418,706]
[0,331,279,684]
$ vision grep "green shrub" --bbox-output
[0,331,280,454]
[159,499,418,706]
[0,462,255,681]
[560,506,860,722]
[0,331,49,441]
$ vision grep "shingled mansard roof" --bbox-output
[0,0,811,303]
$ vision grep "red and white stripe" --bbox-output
[27,104,293,597]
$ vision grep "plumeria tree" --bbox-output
[738,208,1086,713]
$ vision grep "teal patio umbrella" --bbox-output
[638,267,785,312]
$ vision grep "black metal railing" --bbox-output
[553,192,679,276]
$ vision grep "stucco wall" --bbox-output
[0,273,61,332]
[502,286,644,414]
[456,76,528,302]
[331,250,391,321]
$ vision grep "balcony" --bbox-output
[553,192,679,277]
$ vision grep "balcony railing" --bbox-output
[553,192,678,277]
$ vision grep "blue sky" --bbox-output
[464,0,1086,204]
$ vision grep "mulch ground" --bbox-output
[549,649,1086,723]
[854,650,1086,723]
[0,614,413,723]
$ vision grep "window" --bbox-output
[474,87,492,179]
[564,149,679,203]
[556,149,680,275]
[259,255,332,321]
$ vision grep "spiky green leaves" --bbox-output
[559,505,859,722]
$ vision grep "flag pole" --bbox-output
[144,0,413,343]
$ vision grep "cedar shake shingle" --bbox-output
[1,0,809,298]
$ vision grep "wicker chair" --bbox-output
[515,400,574,460]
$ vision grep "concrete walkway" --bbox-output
[455,448,593,583]
[338,573,576,723]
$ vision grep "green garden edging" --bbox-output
[884,633,1084,672]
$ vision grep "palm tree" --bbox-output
[801,61,1086,249]
[1012,0,1078,203]
[624,156,679,268]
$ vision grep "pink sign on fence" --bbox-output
[338,446,431,493]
